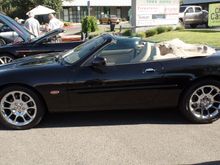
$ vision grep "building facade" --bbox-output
[183,0,220,10]
[61,0,131,23]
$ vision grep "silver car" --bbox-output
[0,21,19,45]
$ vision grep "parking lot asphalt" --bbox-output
[0,109,220,165]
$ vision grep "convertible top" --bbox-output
[153,39,216,60]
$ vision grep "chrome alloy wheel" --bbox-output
[189,85,220,120]
[0,56,13,65]
[0,91,37,127]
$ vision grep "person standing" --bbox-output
[48,13,64,31]
[24,12,40,37]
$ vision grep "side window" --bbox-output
[195,7,202,13]
[96,41,157,66]
[186,7,194,13]
[98,43,135,66]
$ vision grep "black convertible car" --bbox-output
[0,34,220,129]
[0,13,83,65]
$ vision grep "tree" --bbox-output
[0,0,14,15]
[39,0,62,13]
[0,0,63,18]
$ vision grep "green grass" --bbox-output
[146,30,220,48]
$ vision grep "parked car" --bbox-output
[100,15,120,24]
[179,5,209,28]
[0,13,84,65]
[0,34,220,129]
[0,23,18,44]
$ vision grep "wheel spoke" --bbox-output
[4,100,12,104]
[213,101,220,104]
[0,56,13,65]
[8,113,13,119]
[0,59,4,64]
[1,106,12,110]
[26,112,33,119]
[14,116,18,122]
[22,116,27,123]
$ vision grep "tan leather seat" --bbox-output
[130,42,152,63]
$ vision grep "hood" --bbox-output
[31,28,64,44]
[0,52,63,71]
[0,13,32,42]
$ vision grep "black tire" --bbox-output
[180,80,220,124]
[179,19,184,27]
[190,24,197,28]
[0,86,45,130]
[0,54,15,65]
[205,23,209,28]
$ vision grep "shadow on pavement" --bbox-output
[36,108,190,129]
[193,160,220,165]
[0,108,191,130]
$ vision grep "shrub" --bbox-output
[122,29,132,36]
[167,26,173,32]
[134,32,146,38]
[81,16,98,33]
[156,26,167,34]
[175,26,185,31]
[145,29,157,37]
[89,16,98,32]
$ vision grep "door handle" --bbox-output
[143,68,156,73]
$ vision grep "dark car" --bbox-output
[0,34,220,129]
[0,13,83,65]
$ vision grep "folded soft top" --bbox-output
[153,39,216,60]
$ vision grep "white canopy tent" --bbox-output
[26,5,55,16]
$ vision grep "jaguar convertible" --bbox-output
[0,34,220,129]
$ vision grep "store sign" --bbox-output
[135,0,179,26]
[208,3,220,27]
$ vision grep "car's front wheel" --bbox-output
[0,38,6,46]
[0,54,15,65]
[180,80,220,124]
[190,24,197,28]
[0,86,45,129]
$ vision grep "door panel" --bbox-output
[68,62,164,111]
[184,7,194,24]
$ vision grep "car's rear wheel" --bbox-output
[0,86,45,129]
[180,80,220,124]
[205,23,209,28]
[0,54,14,65]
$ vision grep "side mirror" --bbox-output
[92,56,107,68]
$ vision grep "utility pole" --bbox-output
[87,0,90,16]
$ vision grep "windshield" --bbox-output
[180,7,187,13]
[63,36,106,64]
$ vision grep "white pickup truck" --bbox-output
[179,5,209,28]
